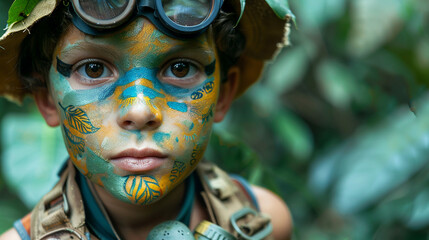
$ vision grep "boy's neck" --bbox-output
[91,179,187,239]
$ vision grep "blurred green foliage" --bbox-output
[210,0,429,239]
[1,0,429,239]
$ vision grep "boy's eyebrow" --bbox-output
[60,41,121,60]
[59,39,215,63]
[165,41,215,58]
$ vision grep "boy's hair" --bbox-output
[17,4,246,91]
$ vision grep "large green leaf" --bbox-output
[7,0,40,25]
[1,112,68,208]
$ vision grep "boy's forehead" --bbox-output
[58,18,216,58]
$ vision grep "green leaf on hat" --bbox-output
[7,0,41,25]
[234,0,246,27]
[265,0,296,22]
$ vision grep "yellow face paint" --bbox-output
[49,18,220,205]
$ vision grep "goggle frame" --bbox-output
[70,0,223,39]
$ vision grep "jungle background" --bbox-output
[1,0,429,239]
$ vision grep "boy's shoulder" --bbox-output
[252,185,293,240]
[0,228,21,240]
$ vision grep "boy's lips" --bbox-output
[110,148,168,173]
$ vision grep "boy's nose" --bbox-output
[117,97,162,131]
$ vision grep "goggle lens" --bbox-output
[78,0,129,20]
[162,0,212,26]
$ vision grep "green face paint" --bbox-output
[49,18,220,205]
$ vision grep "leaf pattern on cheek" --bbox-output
[124,175,162,205]
[59,102,100,134]
[63,125,85,158]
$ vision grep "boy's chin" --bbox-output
[118,173,190,207]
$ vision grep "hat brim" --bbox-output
[0,0,58,103]
[231,0,290,97]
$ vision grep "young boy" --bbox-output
[0,0,292,239]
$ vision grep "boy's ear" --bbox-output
[34,88,60,127]
[214,66,240,122]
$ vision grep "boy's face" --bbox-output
[43,18,230,205]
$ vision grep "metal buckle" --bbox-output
[230,207,273,240]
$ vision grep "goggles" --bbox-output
[69,0,223,38]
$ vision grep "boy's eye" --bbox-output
[163,60,199,80]
[85,63,104,78]
[170,62,190,78]
[77,61,112,79]
[67,59,117,89]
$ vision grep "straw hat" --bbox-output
[0,0,291,103]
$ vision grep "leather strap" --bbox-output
[30,161,97,240]
[196,162,273,240]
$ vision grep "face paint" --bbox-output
[49,18,220,205]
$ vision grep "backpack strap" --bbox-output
[30,161,97,240]
[196,162,273,240]
[230,174,260,211]
[28,159,272,239]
